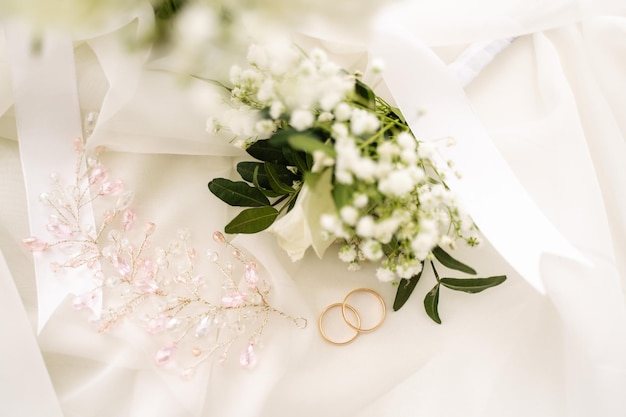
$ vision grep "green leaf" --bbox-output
[392,265,424,311]
[354,79,376,110]
[246,140,290,165]
[431,246,477,275]
[382,239,399,257]
[237,162,270,189]
[424,284,441,324]
[440,276,507,293]
[389,106,406,124]
[208,178,270,207]
[332,182,353,210]
[224,206,279,234]
[288,134,336,157]
[252,166,282,198]
[293,151,310,174]
[265,162,295,194]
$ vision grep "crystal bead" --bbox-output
[232,249,242,259]
[73,137,84,151]
[212,231,226,243]
[105,276,120,288]
[135,278,159,294]
[244,262,259,288]
[192,275,205,286]
[116,191,134,210]
[155,344,176,366]
[206,249,219,262]
[22,237,49,252]
[89,165,108,185]
[46,222,73,238]
[191,347,202,357]
[177,228,191,241]
[144,222,156,236]
[195,316,212,338]
[100,179,124,195]
[225,262,234,274]
[146,315,169,335]
[166,317,181,331]
[239,343,256,368]
[222,291,245,308]
[180,368,195,380]
[187,248,197,260]
[72,292,96,311]
[103,210,115,224]
[112,255,131,277]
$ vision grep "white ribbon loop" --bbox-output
[371,19,587,293]
[5,23,101,332]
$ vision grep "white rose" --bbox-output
[267,170,336,261]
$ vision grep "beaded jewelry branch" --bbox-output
[23,135,307,378]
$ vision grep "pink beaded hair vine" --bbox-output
[23,133,307,378]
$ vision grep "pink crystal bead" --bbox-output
[155,344,176,366]
[122,208,136,231]
[72,292,96,311]
[144,222,156,236]
[135,278,159,294]
[103,209,115,224]
[22,237,49,252]
[112,255,131,277]
[99,179,124,195]
[73,137,84,151]
[46,222,73,238]
[244,262,259,288]
[89,165,108,185]
[239,343,256,368]
[222,291,246,308]
[212,231,226,243]
[146,315,169,335]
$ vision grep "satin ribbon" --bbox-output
[371,15,587,293]
[5,23,101,332]
[0,249,64,416]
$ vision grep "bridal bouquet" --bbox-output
[208,44,505,323]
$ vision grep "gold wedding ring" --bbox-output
[318,288,386,345]
[341,288,386,333]
[318,302,361,345]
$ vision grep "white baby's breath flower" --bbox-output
[400,148,418,165]
[206,117,221,134]
[331,122,349,139]
[397,132,416,149]
[411,231,438,260]
[370,57,385,74]
[376,267,396,283]
[377,142,399,161]
[255,119,276,137]
[338,245,357,263]
[378,170,415,197]
[247,44,269,68]
[439,235,455,250]
[318,112,334,123]
[352,193,368,209]
[257,79,276,103]
[350,108,380,136]
[396,261,423,279]
[356,216,375,238]
[339,206,359,226]
[361,239,383,261]
[290,109,315,131]
[333,103,352,122]
[351,158,377,182]
[270,101,285,120]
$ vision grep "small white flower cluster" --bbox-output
[320,129,479,282]
[216,43,479,283]
[214,43,356,147]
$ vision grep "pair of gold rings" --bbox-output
[318,288,386,345]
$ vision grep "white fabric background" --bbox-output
[1,1,625,416]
